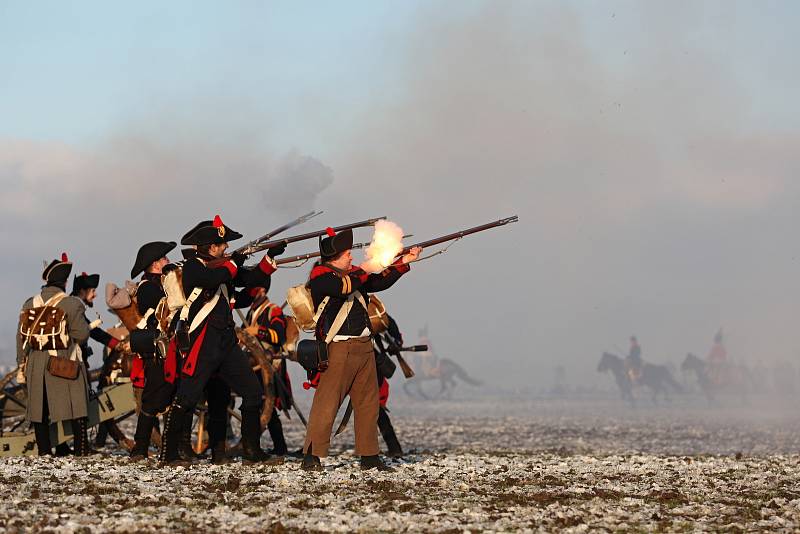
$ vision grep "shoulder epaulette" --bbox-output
[310,265,336,280]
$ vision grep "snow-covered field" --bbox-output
[1,396,799,532]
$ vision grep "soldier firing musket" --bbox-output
[288,214,517,472]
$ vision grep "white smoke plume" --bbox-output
[361,220,405,274]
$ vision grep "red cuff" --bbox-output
[259,255,277,275]
[353,270,369,283]
[393,259,411,274]
[271,315,287,327]
[107,338,119,350]
[221,260,238,278]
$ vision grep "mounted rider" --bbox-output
[625,336,643,383]
[706,328,728,386]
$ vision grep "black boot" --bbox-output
[266,409,288,456]
[72,418,96,456]
[240,407,282,465]
[94,421,110,448]
[211,443,233,465]
[178,410,202,461]
[34,422,53,456]
[378,407,403,458]
[360,455,394,472]
[207,402,231,464]
[130,413,155,461]
[301,452,322,472]
[159,403,191,467]
[55,442,73,457]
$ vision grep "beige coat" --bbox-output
[17,286,91,422]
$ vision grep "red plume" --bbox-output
[81,272,88,277]
[325,227,336,237]
[213,215,223,228]
[61,253,68,262]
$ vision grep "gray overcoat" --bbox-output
[16,286,91,423]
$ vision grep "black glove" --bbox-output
[267,242,287,258]
[231,251,247,267]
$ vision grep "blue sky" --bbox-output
[2,1,796,146]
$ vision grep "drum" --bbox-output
[368,294,390,334]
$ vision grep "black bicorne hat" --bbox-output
[181,215,243,246]
[131,241,177,278]
[42,253,73,286]
[72,272,100,292]
[319,227,353,259]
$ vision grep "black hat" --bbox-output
[72,272,100,292]
[131,241,177,278]
[181,215,243,246]
[319,227,353,259]
[42,253,73,286]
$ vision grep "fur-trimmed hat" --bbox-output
[72,272,100,293]
[181,215,243,246]
[42,253,73,286]
[131,241,177,278]
[319,227,353,260]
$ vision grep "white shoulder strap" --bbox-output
[311,296,330,327]
[188,285,228,333]
[324,294,356,344]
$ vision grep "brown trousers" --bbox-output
[303,337,379,457]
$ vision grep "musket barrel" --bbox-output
[251,216,385,255]
[399,215,518,254]
[276,240,372,266]
[234,210,322,255]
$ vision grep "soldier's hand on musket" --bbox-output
[402,246,422,264]
[231,251,248,267]
[267,242,287,258]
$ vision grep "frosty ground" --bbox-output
[1,396,799,532]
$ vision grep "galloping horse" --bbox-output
[403,358,482,400]
[597,352,683,406]
[681,353,752,405]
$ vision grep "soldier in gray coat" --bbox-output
[16,254,92,456]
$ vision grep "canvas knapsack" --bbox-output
[19,292,70,351]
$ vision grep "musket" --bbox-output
[245,216,386,257]
[278,216,518,267]
[398,215,518,256]
[235,210,322,256]
[276,234,413,266]
[208,216,385,268]
[385,343,427,379]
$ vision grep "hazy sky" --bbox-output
[2,1,799,389]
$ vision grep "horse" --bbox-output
[403,358,482,400]
[597,352,683,406]
[681,353,752,405]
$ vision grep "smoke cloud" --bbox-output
[262,150,334,215]
[2,2,799,391]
